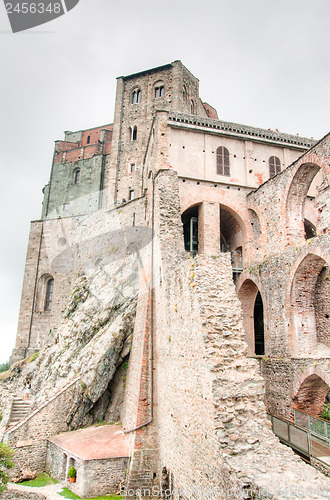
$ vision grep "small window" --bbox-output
[216,147,230,176]
[87,135,91,144]
[269,156,281,177]
[155,85,164,98]
[130,126,137,141]
[129,189,134,201]
[45,278,54,311]
[74,169,80,184]
[132,89,141,104]
[191,100,195,114]
[130,163,136,173]
[63,203,69,211]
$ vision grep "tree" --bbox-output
[0,443,14,493]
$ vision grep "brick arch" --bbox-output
[292,367,330,416]
[237,277,266,356]
[289,252,327,356]
[282,155,326,245]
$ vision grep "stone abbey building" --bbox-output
[7,61,330,498]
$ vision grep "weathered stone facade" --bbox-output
[5,61,330,498]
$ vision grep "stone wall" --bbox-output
[4,378,82,478]
[151,169,330,499]
[46,441,128,498]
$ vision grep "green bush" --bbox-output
[0,443,14,493]
[68,466,76,478]
[321,403,330,422]
[0,362,9,373]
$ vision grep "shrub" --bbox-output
[321,403,330,422]
[0,362,9,373]
[0,443,14,493]
[68,466,76,478]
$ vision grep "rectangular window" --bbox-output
[130,163,136,173]
[129,190,134,201]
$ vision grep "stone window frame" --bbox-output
[154,80,165,98]
[190,99,195,114]
[130,163,136,173]
[129,126,137,141]
[129,189,135,201]
[216,146,230,176]
[35,273,54,313]
[131,88,141,104]
[269,156,281,178]
[73,168,80,185]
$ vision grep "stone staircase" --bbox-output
[8,398,32,426]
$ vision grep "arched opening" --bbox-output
[74,169,80,185]
[286,163,320,244]
[254,292,265,355]
[293,375,330,416]
[238,279,265,356]
[35,273,54,312]
[132,88,141,104]
[182,205,199,254]
[154,81,164,98]
[220,205,244,256]
[290,253,327,355]
[314,266,330,350]
[190,100,195,114]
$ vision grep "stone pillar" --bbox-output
[198,202,220,255]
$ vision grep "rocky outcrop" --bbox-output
[0,255,138,435]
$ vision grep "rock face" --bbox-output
[0,256,138,435]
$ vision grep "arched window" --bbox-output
[216,147,230,176]
[74,169,80,184]
[269,156,281,178]
[45,278,54,311]
[190,100,195,114]
[154,81,164,98]
[254,292,265,355]
[132,89,141,104]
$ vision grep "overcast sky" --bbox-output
[0,0,329,364]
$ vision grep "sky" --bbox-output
[0,0,330,364]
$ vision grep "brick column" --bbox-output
[198,202,220,255]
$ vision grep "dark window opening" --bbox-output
[254,292,265,355]
[87,135,90,144]
[216,147,230,176]
[45,278,54,311]
[131,126,137,141]
[74,169,80,184]
[182,206,198,254]
[269,156,281,178]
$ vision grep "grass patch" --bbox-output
[0,370,11,381]
[20,473,58,487]
[59,489,123,500]
[59,488,80,499]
